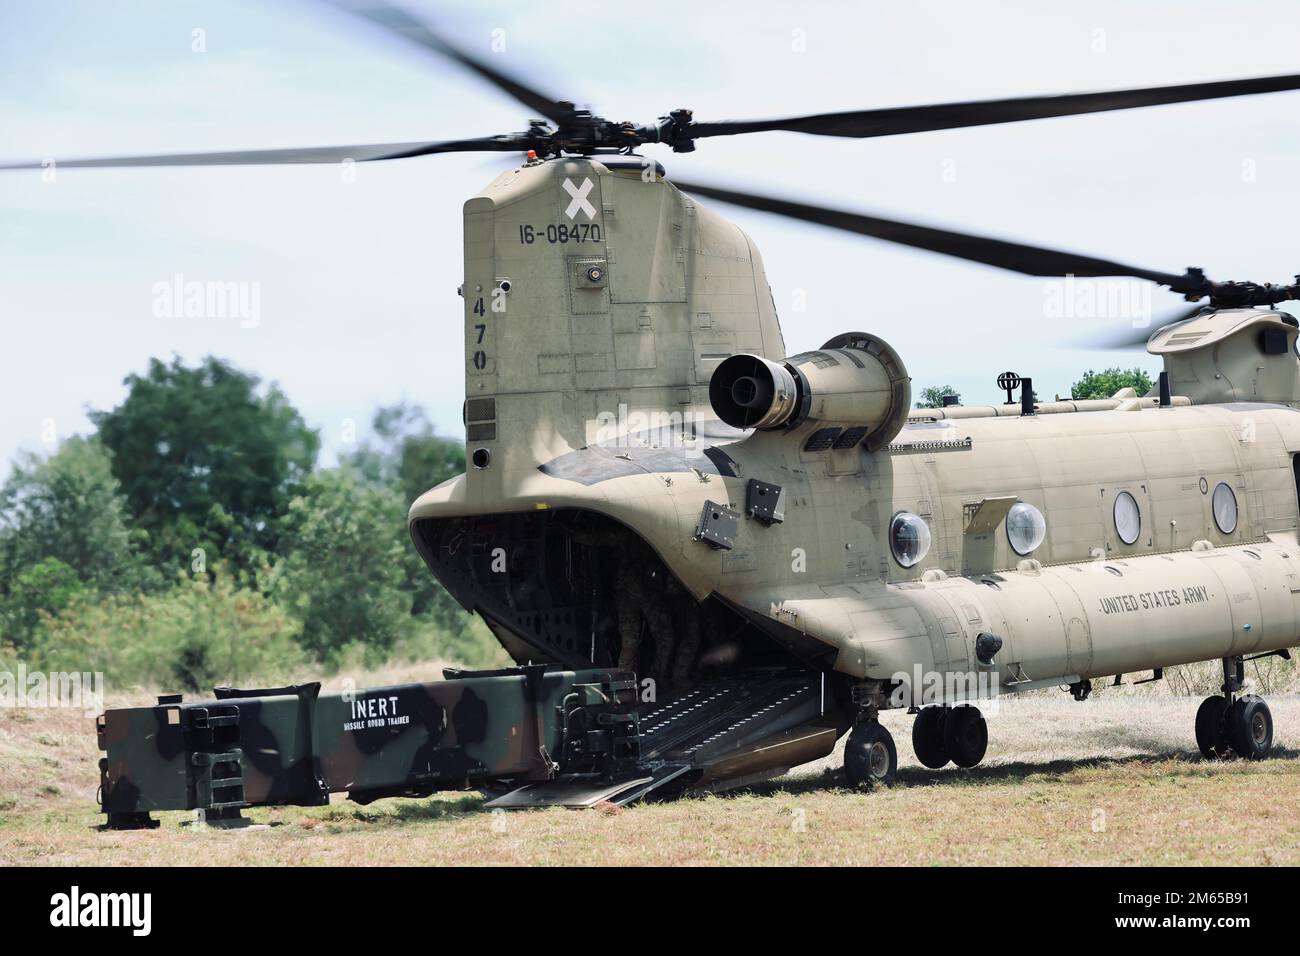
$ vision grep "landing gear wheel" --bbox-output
[1226,695,1273,760]
[1194,695,1232,759]
[845,720,898,789]
[911,706,950,769]
[943,706,988,769]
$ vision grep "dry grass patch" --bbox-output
[2,687,1297,866]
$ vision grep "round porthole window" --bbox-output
[889,512,931,568]
[1113,491,1141,546]
[1006,501,1047,556]
[1212,482,1238,534]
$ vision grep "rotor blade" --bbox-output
[323,0,575,126]
[672,179,1195,288]
[0,135,529,169]
[688,72,1300,140]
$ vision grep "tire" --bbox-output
[1194,695,1231,759]
[943,706,988,769]
[845,721,898,788]
[911,707,950,769]
[1226,695,1273,760]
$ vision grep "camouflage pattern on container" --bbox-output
[97,665,638,828]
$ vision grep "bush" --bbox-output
[391,615,509,671]
[0,436,156,600]
[0,384,498,688]
[12,579,307,692]
[274,471,413,666]
[0,557,86,651]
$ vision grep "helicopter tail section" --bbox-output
[459,156,784,509]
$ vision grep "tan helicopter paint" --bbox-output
[412,158,1300,708]
[907,393,1191,420]
[1149,308,1300,405]
[647,402,1300,692]
[458,156,782,512]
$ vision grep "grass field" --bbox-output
[2,666,1298,866]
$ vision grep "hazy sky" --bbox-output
[3,0,1299,478]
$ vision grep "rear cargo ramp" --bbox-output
[487,669,841,808]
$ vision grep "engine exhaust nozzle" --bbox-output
[707,332,912,449]
[709,354,800,429]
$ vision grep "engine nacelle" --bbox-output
[709,331,911,451]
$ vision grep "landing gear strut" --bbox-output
[910,704,988,770]
[1195,656,1274,761]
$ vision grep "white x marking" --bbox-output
[562,177,596,220]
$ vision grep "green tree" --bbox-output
[340,403,465,504]
[22,578,305,691]
[0,558,85,651]
[916,385,960,409]
[340,404,467,616]
[1070,367,1155,400]
[90,356,319,581]
[0,437,150,594]
[274,471,412,665]
[396,430,465,507]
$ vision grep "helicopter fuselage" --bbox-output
[412,399,1300,702]
[408,155,1300,714]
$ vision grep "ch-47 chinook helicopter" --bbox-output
[23,2,1300,824]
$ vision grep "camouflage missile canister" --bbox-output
[96,665,638,828]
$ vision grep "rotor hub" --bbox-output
[517,107,697,158]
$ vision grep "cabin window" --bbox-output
[1212,482,1238,535]
[889,512,931,568]
[1113,491,1141,545]
[1006,501,1047,555]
